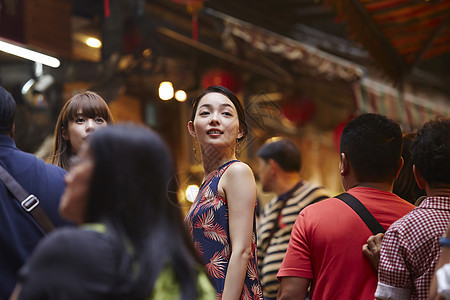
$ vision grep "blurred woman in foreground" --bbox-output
[11,124,215,300]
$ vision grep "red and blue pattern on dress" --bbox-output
[185,160,262,300]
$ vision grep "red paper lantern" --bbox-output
[333,115,354,152]
[282,96,315,125]
[333,121,346,152]
[201,69,242,93]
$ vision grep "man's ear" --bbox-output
[413,164,427,190]
[394,157,404,179]
[62,127,69,141]
[10,123,15,138]
[187,121,196,138]
[268,158,279,174]
[339,153,349,176]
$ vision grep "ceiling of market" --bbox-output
[0,0,448,155]
[0,0,449,94]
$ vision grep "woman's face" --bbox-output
[59,143,94,224]
[63,110,107,154]
[188,92,243,150]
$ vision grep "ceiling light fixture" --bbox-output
[159,81,174,101]
[175,90,187,102]
[0,38,60,68]
[186,185,200,203]
[86,37,102,48]
[21,79,35,95]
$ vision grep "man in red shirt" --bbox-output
[277,113,415,299]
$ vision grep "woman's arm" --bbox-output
[220,162,257,300]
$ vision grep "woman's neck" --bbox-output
[200,145,236,177]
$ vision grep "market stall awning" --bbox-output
[206,9,365,82]
[353,77,450,131]
[325,0,450,82]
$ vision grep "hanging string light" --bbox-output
[159,81,174,101]
[171,0,208,41]
[175,90,187,102]
[104,0,110,18]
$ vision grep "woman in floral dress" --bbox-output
[185,85,262,299]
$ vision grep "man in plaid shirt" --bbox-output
[375,117,450,300]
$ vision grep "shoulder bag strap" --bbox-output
[0,164,55,233]
[335,192,386,235]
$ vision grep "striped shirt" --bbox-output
[257,181,329,299]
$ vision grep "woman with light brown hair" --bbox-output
[50,91,113,170]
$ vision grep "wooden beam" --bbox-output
[324,0,407,81]
[410,15,450,71]
[349,0,404,70]
[156,27,294,83]
[293,6,334,17]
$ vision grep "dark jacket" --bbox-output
[0,134,70,299]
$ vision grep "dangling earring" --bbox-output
[192,138,201,161]
[192,138,198,155]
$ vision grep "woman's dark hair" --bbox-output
[411,117,450,187]
[85,124,199,299]
[257,138,301,172]
[190,85,248,142]
[51,91,113,170]
[340,113,403,183]
[393,132,426,204]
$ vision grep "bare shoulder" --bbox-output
[219,161,256,197]
[224,161,254,178]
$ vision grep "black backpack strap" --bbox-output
[0,164,55,234]
[335,192,386,235]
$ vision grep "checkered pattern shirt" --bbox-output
[375,196,450,300]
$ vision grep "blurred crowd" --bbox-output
[0,84,449,300]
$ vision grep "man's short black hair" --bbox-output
[340,113,402,183]
[411,117,450,187]
[257,138,301,172]
[0,85,16,133]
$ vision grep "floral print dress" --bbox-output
[185,160,262,300]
